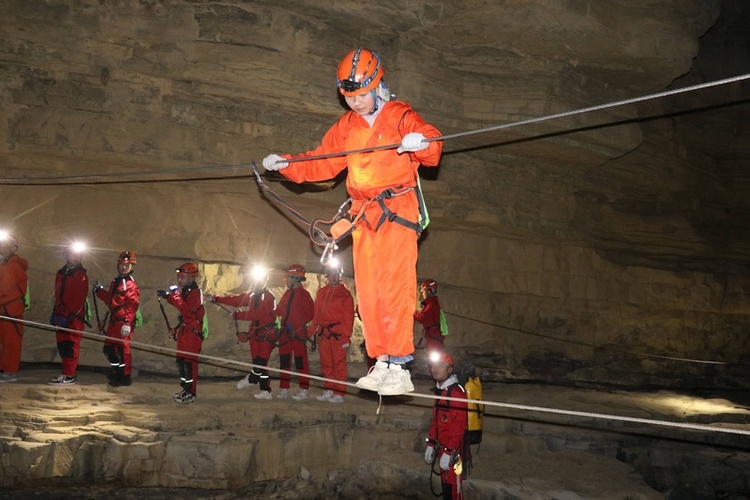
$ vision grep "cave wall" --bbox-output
[1,0,749,388]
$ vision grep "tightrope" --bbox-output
[3,315,750,438]
[1,73,748,185]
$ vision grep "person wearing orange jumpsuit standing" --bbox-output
[263,48,443,395]
[94,250,140,387]
[311,260,354,404]
[160,262,206,404]
[424,351,468,500]
[210,267,277,400]
[0,232,28,383]
[275,264,315,401]
[414,279,445,355]
[49,243,89,385]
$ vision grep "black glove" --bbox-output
[156,289,168,299]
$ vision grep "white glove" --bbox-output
[262,154,289,171]
[424,445,435,464]
[121,325,131,337]
[397,132,428,154]
[341,343,349,349]
[438,451,451,471]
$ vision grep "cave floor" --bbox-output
[2,365,749,499]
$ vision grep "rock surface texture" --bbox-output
[1,0,750,496]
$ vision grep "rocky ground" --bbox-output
[2,364,750,499]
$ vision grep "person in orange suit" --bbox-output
[275,264,315,401]
[160,262,206,404]
[311,260,354,403]
[0,232,28,383]
[263,48,443,396]
[94,250,140,387]
[49,242,89,385]
[414,279,445,354]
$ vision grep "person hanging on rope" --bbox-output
[414,279,446,355]
[94,250,140,387]
[48,242,89,386]
[0,231,28,384]
[275,264,315,401]
[311,259,354,404]
[424,350,468,500]
[263,48,443,396]
[208,265,277,400]
[158,262,207,405]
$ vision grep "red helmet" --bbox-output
[420,279,438,294]
[118,250,137,265]
[286,264,306,278]
[429,350,454,367]
[337,48,384,97]
[176,262,199,277]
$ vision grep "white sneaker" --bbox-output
[291,389,308,401]
[316,390,334,402]
[378,364,415,396]
[175,391,197,404]
[237,375,253,390]
[355,361,389,392]
[254,390,273,400]
[0,373,18,383]
[276,388,290,399]
[48,375,76,385]
[328,394,344,404]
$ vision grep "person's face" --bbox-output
[177,274,191,287]
[429,361,452,383]
[285,274,296,289]
[326,272,341,286]
[65,250,82,266]
[344,91,375,116]
[118,261,133,274]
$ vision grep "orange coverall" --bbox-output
[280,100,442,359]
[310,281,354,396]
[0,254,28,374]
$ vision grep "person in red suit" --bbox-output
[311,260,354,404]
[49,242,89,385]
[0,232,28,383]
[263,48,443,396]
[210,266,277,399]
[94,250,140,387]
[160,262,206,404]
[424,351,468,500]
[414,279,445,354]
[275,264,315,401]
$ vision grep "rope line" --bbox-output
[4,315,750,437]
[443,310,740,366]
[1,73,747,185]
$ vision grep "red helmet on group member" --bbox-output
[286,264,306,278]
[337,48,384,97]
[176,262,199,277]
[118,250,137,265]
[429,350,454,367]
[420,279,438,294]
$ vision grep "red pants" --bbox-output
[278,332,309,390]
[103,321,133,376]
[247,327,276,392]
[318,333,348,396]
[0,319,23,373]
[55,318,84,377]
[176,327,203,394]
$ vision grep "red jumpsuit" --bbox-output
[96,273,140,377]
[51,263,89,377]
[310,282,354,396]
[276,286,314,390]
[414,295,445,354]
[429,377,468,500]
[280,100,442,360]
[216,289,277,392]
[167,283,205,395]
[0,254,28,374]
